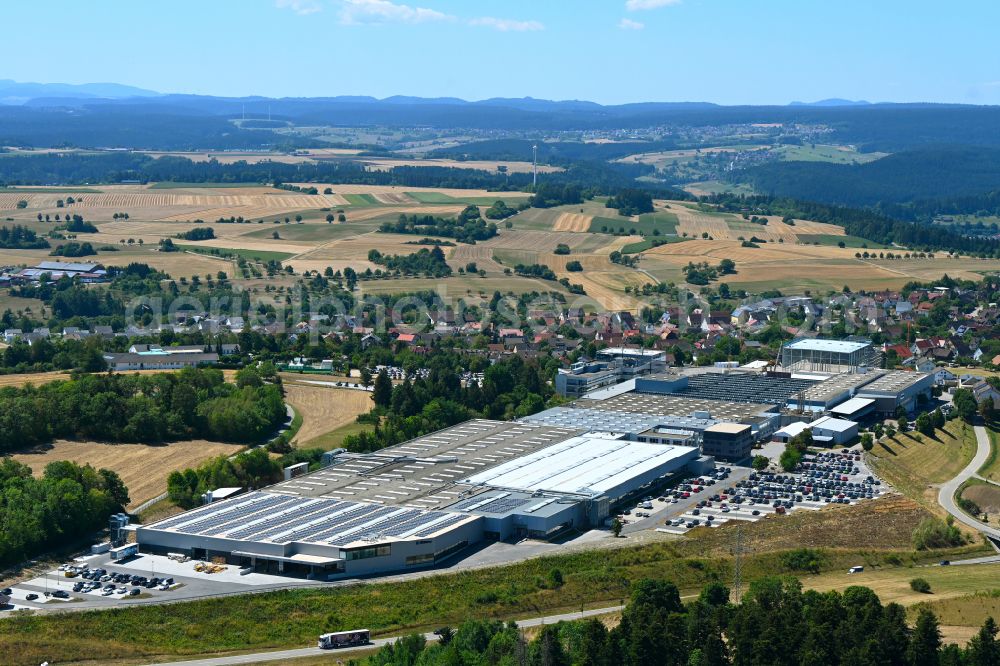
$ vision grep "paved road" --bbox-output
[937,425,1000,541]
[143,605,625,666]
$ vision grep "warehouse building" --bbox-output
[773,415,859,446]
[855,370,935,416]
[137,420,700,578]
[780,338,876,373]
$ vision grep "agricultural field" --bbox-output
[11,439,244,510]
[637,237,1000,293]
[682,180,757,196]
[3,183,998,310]
[770,143,889,164]
[281,383,373,446]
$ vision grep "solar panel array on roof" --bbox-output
[451,494,530,514]
[147,491,473,546]
[673,372,817,404]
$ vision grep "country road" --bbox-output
[143,605,625,666]
[937,424,1000,541]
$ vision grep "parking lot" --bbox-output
[613,447,886,537]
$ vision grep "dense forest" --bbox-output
[0,367,286,452]
[371,577,1000,666]
[0,152,661,196]
[0,104,304,150]
[8,98,1000,151]
[733,145,1000,207]
[0,459,129,567]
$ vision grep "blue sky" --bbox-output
[4,0,999,105]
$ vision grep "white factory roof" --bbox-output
[461,434,695,497]
[582,378,636,400]
[774,421,811,439]
[597,347,665,357]
[808,416,858,433]
[785,339,869,354]
[830,397,875,416]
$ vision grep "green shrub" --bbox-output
[912,516,965,550]
[910,578,932,593]
[780,548,824,574]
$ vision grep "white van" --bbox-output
[848,566,864,574]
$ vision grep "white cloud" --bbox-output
[626,0,681,10]
[469,16,544,32]
[339,0,453,25]
[276,0,323,15]
[618,18,645,30]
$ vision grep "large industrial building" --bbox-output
[137,341,935,580]
[137,420,700,579]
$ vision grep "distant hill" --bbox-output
[789,98,872,107]
[0,79,160,105]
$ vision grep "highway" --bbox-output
[937,425,1000,541]
[143,605,625,666]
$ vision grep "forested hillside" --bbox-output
[733,146,1000,206]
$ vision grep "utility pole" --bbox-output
[733,523,747,602]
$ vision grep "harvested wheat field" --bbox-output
[553,212,593,232]
[282,383,373,445]
[480,230,612,253]
[0,371,72,388]
[639,239,1000,292]
[12,440,244,509]
[448,244,506,272]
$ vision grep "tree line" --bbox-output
[704,194,1000,256]
[0,459,129,568]
[345,354,555,454]
[379,210,498,244]
[0,224,49,249]
[367,246,452,278]
[0,367,286,453]
[372,577,1000,666]
[166,447,322,509]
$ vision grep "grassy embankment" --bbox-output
[1,492,992,666]
[866,419,978,515]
